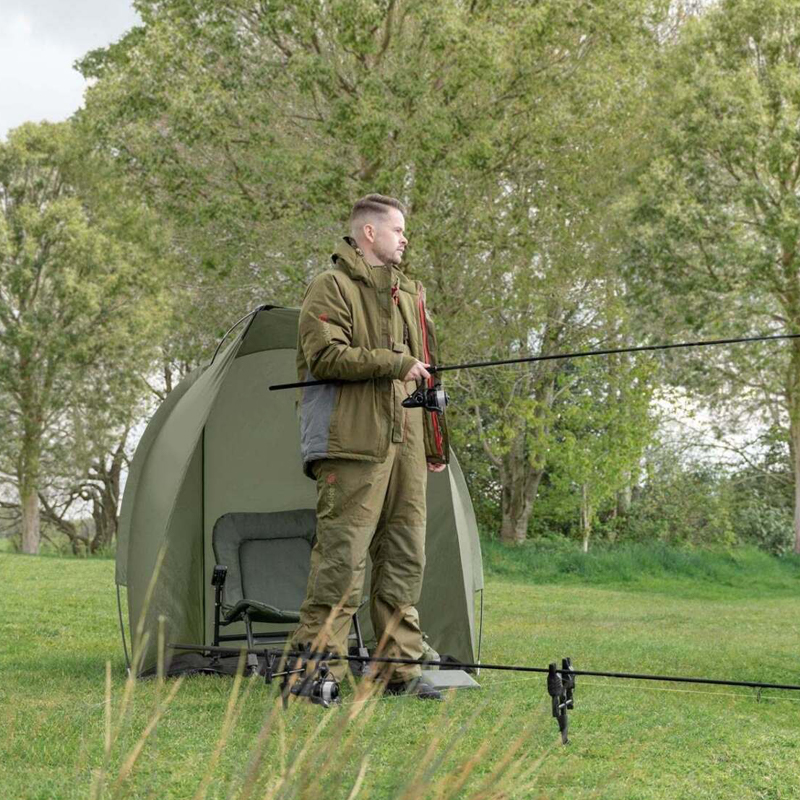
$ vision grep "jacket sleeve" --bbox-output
[299,271,417,381]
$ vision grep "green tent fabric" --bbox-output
[117,305,484,675]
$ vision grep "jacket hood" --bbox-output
[331,237,371,283]
[332,237,418,293]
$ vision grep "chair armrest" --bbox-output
[211,565,228,587]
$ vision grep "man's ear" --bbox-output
[363,223,376,243]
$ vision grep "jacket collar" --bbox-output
[331,236,417,293]
[331,237,372,283]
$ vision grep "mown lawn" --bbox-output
[1,546,799,799]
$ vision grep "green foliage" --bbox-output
[516,419,797,557]
[0,121,168,396]
[75,0,671,546]
[547,354,656,545]
[628,0,800,553]
[17,0,786,558]
[734,501,795,556]
[621,458,738,547]
[603,438,793,553]
[0,120,170,552]
[729,460,795,556]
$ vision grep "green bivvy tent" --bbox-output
[116,305,484,676]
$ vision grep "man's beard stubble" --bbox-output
[376,243,402,266]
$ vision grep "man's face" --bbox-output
[367,207,407,266]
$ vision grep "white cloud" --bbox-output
[8,12,33,37]
[0,2,141,140]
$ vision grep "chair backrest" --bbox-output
[212,510,316,611]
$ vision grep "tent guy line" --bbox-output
[269,332,800,391]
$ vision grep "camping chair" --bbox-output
[211,510,368,673]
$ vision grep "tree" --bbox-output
[546,353,656,551]
[0,121,168,553]
[630,0,800,553]
[78,0,665,544]
[34,357,154,554]
[446,2,664,543]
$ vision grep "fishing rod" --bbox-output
[269,332,800,414]
[169,642,800,743]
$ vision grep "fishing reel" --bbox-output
[279,658,340,708]
[292,670,340,708]
[402,381,449,414]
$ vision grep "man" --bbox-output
[291,193,449,700]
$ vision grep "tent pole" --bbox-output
[201,426,207,651]
[116,583,131,675]
[476,589,484,677]
[209,304,271,365]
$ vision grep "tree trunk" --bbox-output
[19,426,42,554]
[787,337,800,555]
[499,452,544,544]
[90,490,118,553]
[793,422,800,555]
[20,480,40,554]
[581,483,593,553]
[497,374,555,544]
[616,477,632,518]
[89,432,126,553]
[17,357,44,554]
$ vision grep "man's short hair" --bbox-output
[349,194,407,231]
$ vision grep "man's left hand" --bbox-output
[427,463,447,473]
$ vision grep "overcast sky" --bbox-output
[0,0,142,140]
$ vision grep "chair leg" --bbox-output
[211,565,228,648]
[244,614,259,674]
[351,612,371,676]
[352,612,366,653]
[213,589,222,648]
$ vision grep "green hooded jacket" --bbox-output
[296,237,449,478]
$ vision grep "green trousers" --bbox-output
[292,406,427,682]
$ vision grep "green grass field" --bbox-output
[2,546,800,799]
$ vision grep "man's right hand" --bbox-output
[403,360,431,382]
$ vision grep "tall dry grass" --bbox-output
[89,651,557,800]
[90,546,557,799]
